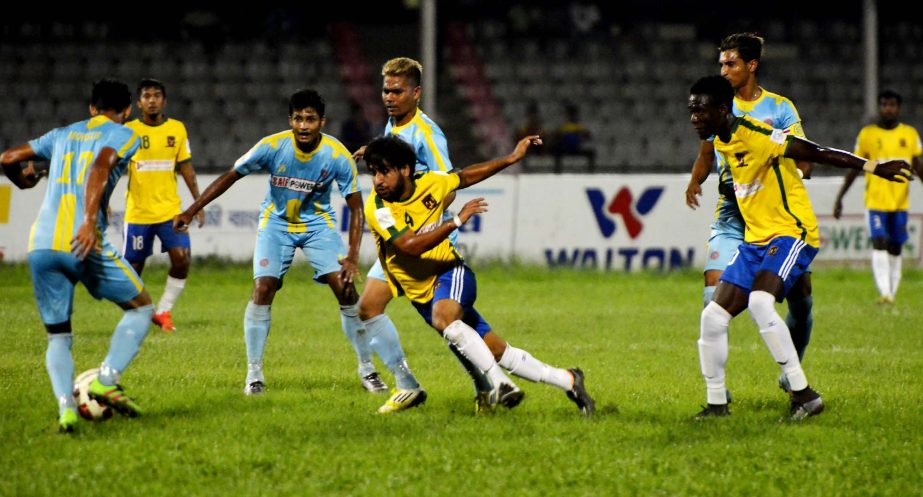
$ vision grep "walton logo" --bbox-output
[586,186,664,239]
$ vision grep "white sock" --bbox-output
[889,254,902,297]
[699,302,731,405]
[871,250,891,298]
[157,276,186,313]
[498,345,573,390]
[749,291,807,391]
[443,320,514,388]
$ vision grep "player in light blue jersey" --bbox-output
[352,57,498,412]
[174,89,423,403]
[1,79,154,432]
[685,33,815,396]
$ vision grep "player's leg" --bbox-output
[886,211,909,300]
[81,244,154,417]
[703,220,743,307]
[351,262,404,392]
[310,231,418,395]
[429,264,522,408]
[748,238,823,419]
[868,210,893,303]
[488,324,595,416]
[242,228,289,395]
[29,250,80,431]
[696,247,751,418]
[151,221,192,332]
[784,273,813,363]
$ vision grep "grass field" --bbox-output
[1,261,922,497]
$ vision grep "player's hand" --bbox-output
[685,181,702,209]
[458,198,488,224]
[873,160,913,183]
[195,210,206,228]
[173,212,192,233]
[833,199,843,219]
[338,256,360,285]
[71,221,101,260]
[508,135,542,163]
[352,145,367,162]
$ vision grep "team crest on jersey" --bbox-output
[900,138,907,148]
[422,193,438,210]
[167,136,175,147]
[768,246,779,256]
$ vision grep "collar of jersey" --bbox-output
[133,117,170,128]
[390,108,420,133]
[88,115,114,129]
[734,86,766,112]
[288,131,325,161]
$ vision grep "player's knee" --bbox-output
[251,279,278,304]
[700,302,730,340]
[888,243,902,256]
[358,297,384,321]
[871,237,889,250]
[748,290,776,318]
[45,321,72,335]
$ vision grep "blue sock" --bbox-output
[100,305,153,385]
[703,285,716,308]
[46,333,75,412]
[785,295,813,361]
[244,302,271,365]
[448,343,493,394]
[340,304,375,377]
[364,314,419,389]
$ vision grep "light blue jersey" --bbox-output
[234,131,359,232]
[384,108,453,173]
[713,88,804,223]
[27,115,140,252]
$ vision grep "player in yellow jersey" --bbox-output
[363,135,595,416]
[123,79,203,333]
[833,90,923,304]
[688,76,911,421]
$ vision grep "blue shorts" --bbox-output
[367,214,459,282]
[868,210,908,245]
[253,226,346,283]
[29,244,144,325]
[721,236,817,300]
[411,263,491,337]
[123,220,190,263]
[704,217,745,273]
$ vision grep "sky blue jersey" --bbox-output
[233,131,359,232]
[384,108,454,173]
[714,88,805,222]
[27,115,140,252]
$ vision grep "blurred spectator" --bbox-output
[515,101,547,154]
[554,103,595,171]
[340,101,374,153]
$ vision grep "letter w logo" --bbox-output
[586,186,664,239]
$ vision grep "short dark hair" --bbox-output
[719,32,764,64]
[878,89,902,106]
[137,78,167,98]
[690,75,734,110]
[91,78,132,112]
[364,135,416,174]
[289,89,325,117]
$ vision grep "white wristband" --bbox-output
[862,160,877,173]
[452,215,463,228]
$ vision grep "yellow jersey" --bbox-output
[365,171,463,303]
[124,118,192,223]
[853,123,922,211]
[714,115,819,247]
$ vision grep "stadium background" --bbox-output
[1,0,921,266]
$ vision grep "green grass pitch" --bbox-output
[1,261,921,496]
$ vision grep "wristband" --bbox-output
[862,160,876,173]
[452,215,463,228]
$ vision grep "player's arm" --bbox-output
[685,140,714,209]
[390,198,487,257]
[457,136,542,189]
[177,159,205,227]
[72,146,120,260]
[340,192,364,284]
[784,137,911,182]
[0,144,42,189]
[833,168,861,219]
[174,168,243,232]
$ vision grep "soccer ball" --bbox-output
[73,368,113,421]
